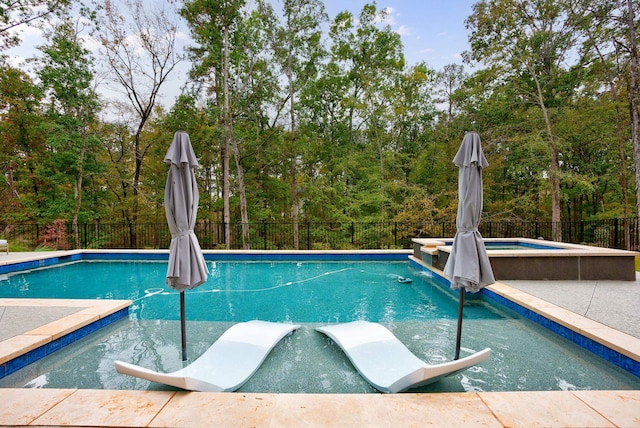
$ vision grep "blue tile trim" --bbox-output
[1,252,410,275]
[0,307,129,380]
[410,258,640,378]
[82,252,410,262]
[81,252,169,261]
[0,253,81,275]
[206,252,410,261]
[482,289,640,377]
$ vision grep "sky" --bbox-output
[321,0,477,70]
[4,0,478,110]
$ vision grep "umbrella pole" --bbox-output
[455,288,464,360]
[180,291,187,361]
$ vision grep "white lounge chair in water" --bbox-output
[114,320,299,392]
[316,320,490,393]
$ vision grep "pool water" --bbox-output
[1,260,639,393]
[1,260,490,323]
[443,241,565,251]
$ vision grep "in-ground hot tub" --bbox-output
[412,237,639,281]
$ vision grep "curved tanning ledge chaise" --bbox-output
[317,320,491,393]
[115,320,300,392]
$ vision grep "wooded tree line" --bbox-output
[1,0,639,248]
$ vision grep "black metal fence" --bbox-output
[2,218,640,251]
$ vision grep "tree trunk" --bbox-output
[73,131,87,249]
[612,52,631,249]
[627,0,640,241]
[583,24,631,247]
[220,21,249,249]
[288,40,300,250]
[231,135,250,249]
[222,23,231,249]
[6,162,19,199]
[531,67,562,241]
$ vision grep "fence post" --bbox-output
[580,220,584,243]
[393,222,397,247]
[262,221,267,250]
[351,222,355,246]
[307,222,311,250]
[614,218,619,249]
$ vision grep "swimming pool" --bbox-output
[1,252,639,393]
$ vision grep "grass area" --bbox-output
[636,256,640,272]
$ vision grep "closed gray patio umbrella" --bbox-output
[443,132,495,360]
[164,131,209,361]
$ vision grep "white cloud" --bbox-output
[395,25,412,36]
[80,34,102,53]
[5,54,29,69]
[439,53,464,63]
[15,25,44,40]
[176,30,190,42]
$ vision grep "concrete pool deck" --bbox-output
[0,251,640,427]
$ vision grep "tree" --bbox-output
[466,0,589,240]
[181,0,246,248]
[435,63,467,122]
[325,3,405,231]
[0,66,44,220]
[97,0,182,244]
[388,62,437,215]
[0,0,71,50]
[38,16,101,247]
[593,0,639,244]
[264,0,326,248]
[623,0,640,222]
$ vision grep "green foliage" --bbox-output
[0,0,638,237]
[0,0,72,50]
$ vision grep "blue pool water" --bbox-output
[1,257,639,393]
[442,241,565,251]
[0,260,492,323]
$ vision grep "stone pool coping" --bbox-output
[1,388,640,427]
[0,299,131,375]
[414,237,640,257]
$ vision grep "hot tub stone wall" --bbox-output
[432,249,636,281]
